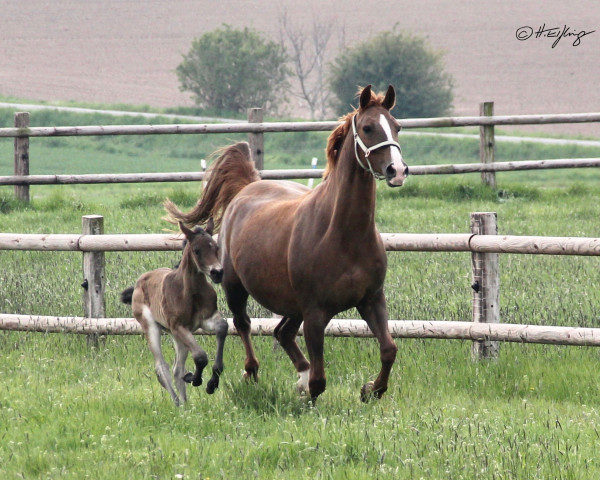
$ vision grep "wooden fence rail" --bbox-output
[2,103,600,201]
[2,158,600,186]
[2,111,600,138]
[1,231,599,255]
[2,213,600,359]
[2,315,600,347]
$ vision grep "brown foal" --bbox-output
[121,220,227,406]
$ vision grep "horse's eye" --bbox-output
[363,125,372,134]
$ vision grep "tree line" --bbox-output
[176,21,454,120]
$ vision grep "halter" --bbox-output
[352,113,402,180]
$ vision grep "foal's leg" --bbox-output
[357,290,398,402]
[274,316,310,395]
[225,280,259,381]
[170,324,209,388]
[141,312,181,406]
[172,336,189,403]
[205,314,229,394]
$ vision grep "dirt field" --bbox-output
[1,0,599,135]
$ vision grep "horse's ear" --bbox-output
[359,85,373,109]
[205,217,215,236]
[382,85,396,110]
[179,221,194,241]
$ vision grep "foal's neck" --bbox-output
[176,251,208,291]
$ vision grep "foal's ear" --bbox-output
[179,221,195,241]
[205,217,215,236]
[359,85,373,109]
[382,85,396,110]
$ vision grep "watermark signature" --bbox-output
[516,24,595,48]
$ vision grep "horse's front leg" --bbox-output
[274,316,310,395]
[357,289,398,402]
[301,311,329,402]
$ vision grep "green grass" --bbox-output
[1,106,600,478]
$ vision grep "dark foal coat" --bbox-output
[121,221,227,406]
[165,85,408,401]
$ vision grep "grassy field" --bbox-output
[1,107,600,478]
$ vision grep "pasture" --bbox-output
[1,108,600,478]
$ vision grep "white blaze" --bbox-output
[379,114,407,186]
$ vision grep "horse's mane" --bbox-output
[323,88,389,180]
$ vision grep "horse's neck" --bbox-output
[321,137,377,233]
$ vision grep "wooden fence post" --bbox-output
[471,212,500,360]
[479,102,496,188]
[82,215,106,347]
[247,108,264,170]
[14,112,30,203]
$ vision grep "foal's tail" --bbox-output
[120,286,134,305]
[164,141,259,231]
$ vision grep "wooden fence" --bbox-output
[1,213,599,360]
[2,104,600,201]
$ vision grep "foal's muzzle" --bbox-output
[209,267,224,284]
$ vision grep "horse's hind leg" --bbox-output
[274,316,310,395]
[225,277,259,381]
[141,313,181,406]
[205,314,229,394]
[357,290,398,402]
[172,336,189,403]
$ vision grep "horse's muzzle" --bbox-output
[385,162,409,187]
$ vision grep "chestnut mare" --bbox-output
[165,85,408,402]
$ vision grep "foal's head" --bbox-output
[179,219,223,283]
[325,85,408,187]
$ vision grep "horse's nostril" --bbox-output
[385,164,396,178]
[404,165,409,176]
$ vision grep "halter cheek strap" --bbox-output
[352,114,402,180]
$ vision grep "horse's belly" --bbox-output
[223,189,303,317]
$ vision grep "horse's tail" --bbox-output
[120,286,134,305]
[164,141,259,231]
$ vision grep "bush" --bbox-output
[329,29,454,118]
[176,25,291,115]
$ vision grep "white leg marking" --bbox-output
[297,369,310,395]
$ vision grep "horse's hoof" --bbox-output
[183,373,194,384]
[360,381,376,403]
[296,370,309,396]
[242,370,258,382]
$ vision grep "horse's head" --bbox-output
[179,218,223,283]
[351,85,408,187]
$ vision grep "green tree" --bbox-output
[176,25,291,114]
[329,30,453,118]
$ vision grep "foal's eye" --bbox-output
[362,125,373,134]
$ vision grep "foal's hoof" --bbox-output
[206,379,219,395]
[183,372,202,387]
